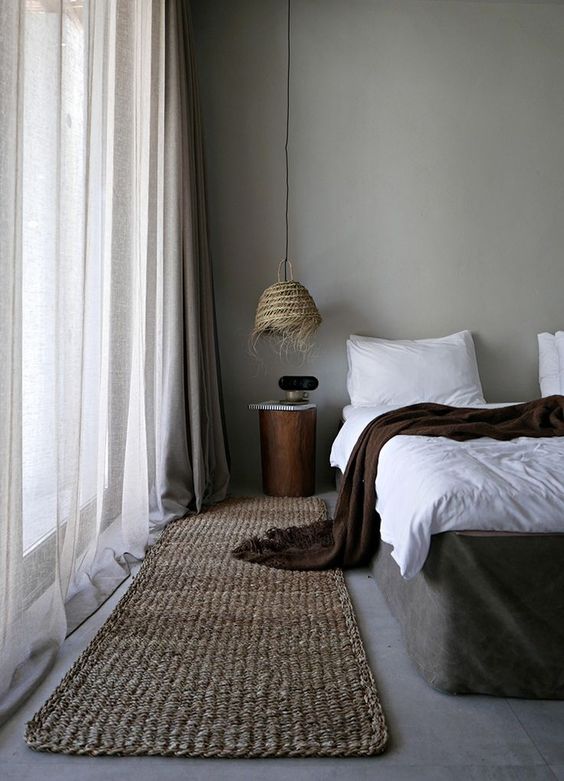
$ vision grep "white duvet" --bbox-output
[330,404,564,579]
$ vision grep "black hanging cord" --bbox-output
[283,0,291,281]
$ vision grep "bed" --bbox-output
[330,331,564,699]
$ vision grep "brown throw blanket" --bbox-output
[232,395,564,570]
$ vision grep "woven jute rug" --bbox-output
[25,496,388,757]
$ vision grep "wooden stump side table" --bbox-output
[249,402,316,497]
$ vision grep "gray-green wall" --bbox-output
[193,0,564,492]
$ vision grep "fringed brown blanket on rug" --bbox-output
[232,396,564,570]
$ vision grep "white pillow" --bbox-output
[538,332,564,396]
[346,330,485,407]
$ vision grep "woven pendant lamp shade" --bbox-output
[251,1,321,354]
[252,261,322,353]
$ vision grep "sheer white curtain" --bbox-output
[0,0,229,723]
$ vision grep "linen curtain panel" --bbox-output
[0,0,229,724]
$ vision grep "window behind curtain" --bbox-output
[22,1,104,554]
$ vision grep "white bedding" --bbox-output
[330,403,564,579]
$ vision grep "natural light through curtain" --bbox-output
[22,3,89,554]
[0,0,187,723]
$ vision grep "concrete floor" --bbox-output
[1,497,564,780]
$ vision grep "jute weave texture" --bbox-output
[25,496,388,757]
